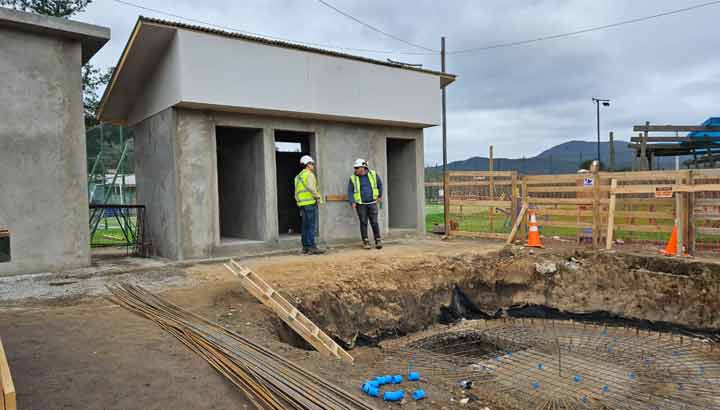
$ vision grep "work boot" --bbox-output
[309,247,326,255]
[363,240,372,249]
[375,239,383,249]
[302,247,310,254]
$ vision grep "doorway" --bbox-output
[274,130,313,236]
[386,138,418,229]
[216,126,264,241]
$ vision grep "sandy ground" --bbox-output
[0,239,504,410]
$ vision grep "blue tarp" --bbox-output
[688,117,720,138]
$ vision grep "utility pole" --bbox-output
[441,36,449,236]
[609,131,615,171]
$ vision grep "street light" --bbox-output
[592,98,610,164]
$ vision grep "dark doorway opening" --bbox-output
[275,130,313,236]
[387,138,418,229]
[216,126,264,241]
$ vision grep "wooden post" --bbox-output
[675,173,684,257]
[507,203,528,245]
[609,131,615,171]
[489,145,494,233]
[592,161,601,248]
[521,178,528,237]
[606,179,617,250]
[688,170,696,255]
[511,171,518,230]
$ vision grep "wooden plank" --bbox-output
[606,179,617,250]
[535,208,593,217]
[449,200,512,207]
[630,136,717,142]
[598,170,686,181]
[592,165,601,249]
[506,203,527,244]
[633,125,720,132]
[325,194,348,201]
[607,210,675,219]
[510,172,518,230]
[424,182,443,187]
[540,220,593,229]
[0,337,16,410]
[524,175,584,184]
[529,197,594,205]
[696,227,720,235]
[614,224,673,233]
[225,262,354,364]
[447,181,514,187]
[526,186,593,193]
[449,171,515,177]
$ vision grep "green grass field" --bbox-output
[425,203,718,244]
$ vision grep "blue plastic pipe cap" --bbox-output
[408,371,421,381]
[374,375,392,385]
[412,390,426,401]
[573,375,582,383]
[391,374,403,384]
[365,386,380,397]
[383,390,404,401]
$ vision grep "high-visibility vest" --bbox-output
[295,169,318,206]
[350,170,379,204]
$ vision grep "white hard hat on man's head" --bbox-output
[300,155,315,165]
[353,158,368,168]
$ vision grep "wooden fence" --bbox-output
[429,169,720,255]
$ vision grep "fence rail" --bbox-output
[427,168,720,256]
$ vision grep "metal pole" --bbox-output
[441,36,449,236]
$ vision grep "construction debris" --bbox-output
[108,283,375,410]
[224,260,354,363]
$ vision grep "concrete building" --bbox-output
[0,8,110,275]
[99,17,455,260]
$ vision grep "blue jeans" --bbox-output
[300,204,317,249]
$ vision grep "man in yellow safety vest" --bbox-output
[347,158,383,249]
[295,155,325,254]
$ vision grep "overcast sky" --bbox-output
[71,0,720,164]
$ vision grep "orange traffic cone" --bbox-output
[526,210,544,248]
[661,225,686,256]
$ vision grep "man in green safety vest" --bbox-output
[295,155,325,254]
[347,158,383,249]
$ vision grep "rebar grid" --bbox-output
[381,318,720,410]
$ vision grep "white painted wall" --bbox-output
[175,30,441,127]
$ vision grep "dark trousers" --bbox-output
[300,204,317,249]
[356,203,381,242]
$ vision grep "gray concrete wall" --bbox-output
[133,108,182,259]
[0,28,90,275]
[134,108,425,260]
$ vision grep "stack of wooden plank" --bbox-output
[0,337,16,410]
[108,284,376,410]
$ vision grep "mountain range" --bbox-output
[426,140,682,177]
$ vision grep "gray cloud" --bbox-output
[70,0,720,163]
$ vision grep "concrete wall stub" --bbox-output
[0,10,109,275]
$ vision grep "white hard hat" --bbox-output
[300,155,314,165]
[353,158,368,168]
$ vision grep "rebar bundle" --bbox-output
[108,283,377,410]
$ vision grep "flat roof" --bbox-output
[0,7,110,64]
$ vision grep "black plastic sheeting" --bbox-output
[439,285,501,324]
[441,286,720,341]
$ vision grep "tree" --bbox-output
[0,0,92,18]
[83,65,113,127]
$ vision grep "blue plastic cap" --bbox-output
[532,382,540,390]
[391,375,403,384]
[573,375,582,383]
[602,385,609,393]
[412,390,426,401]
[383,390,404,402]
[408,372,421,381]
[628,371,636,380]
[538,363,545,370]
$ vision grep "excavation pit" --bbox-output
[381,319,720,409]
